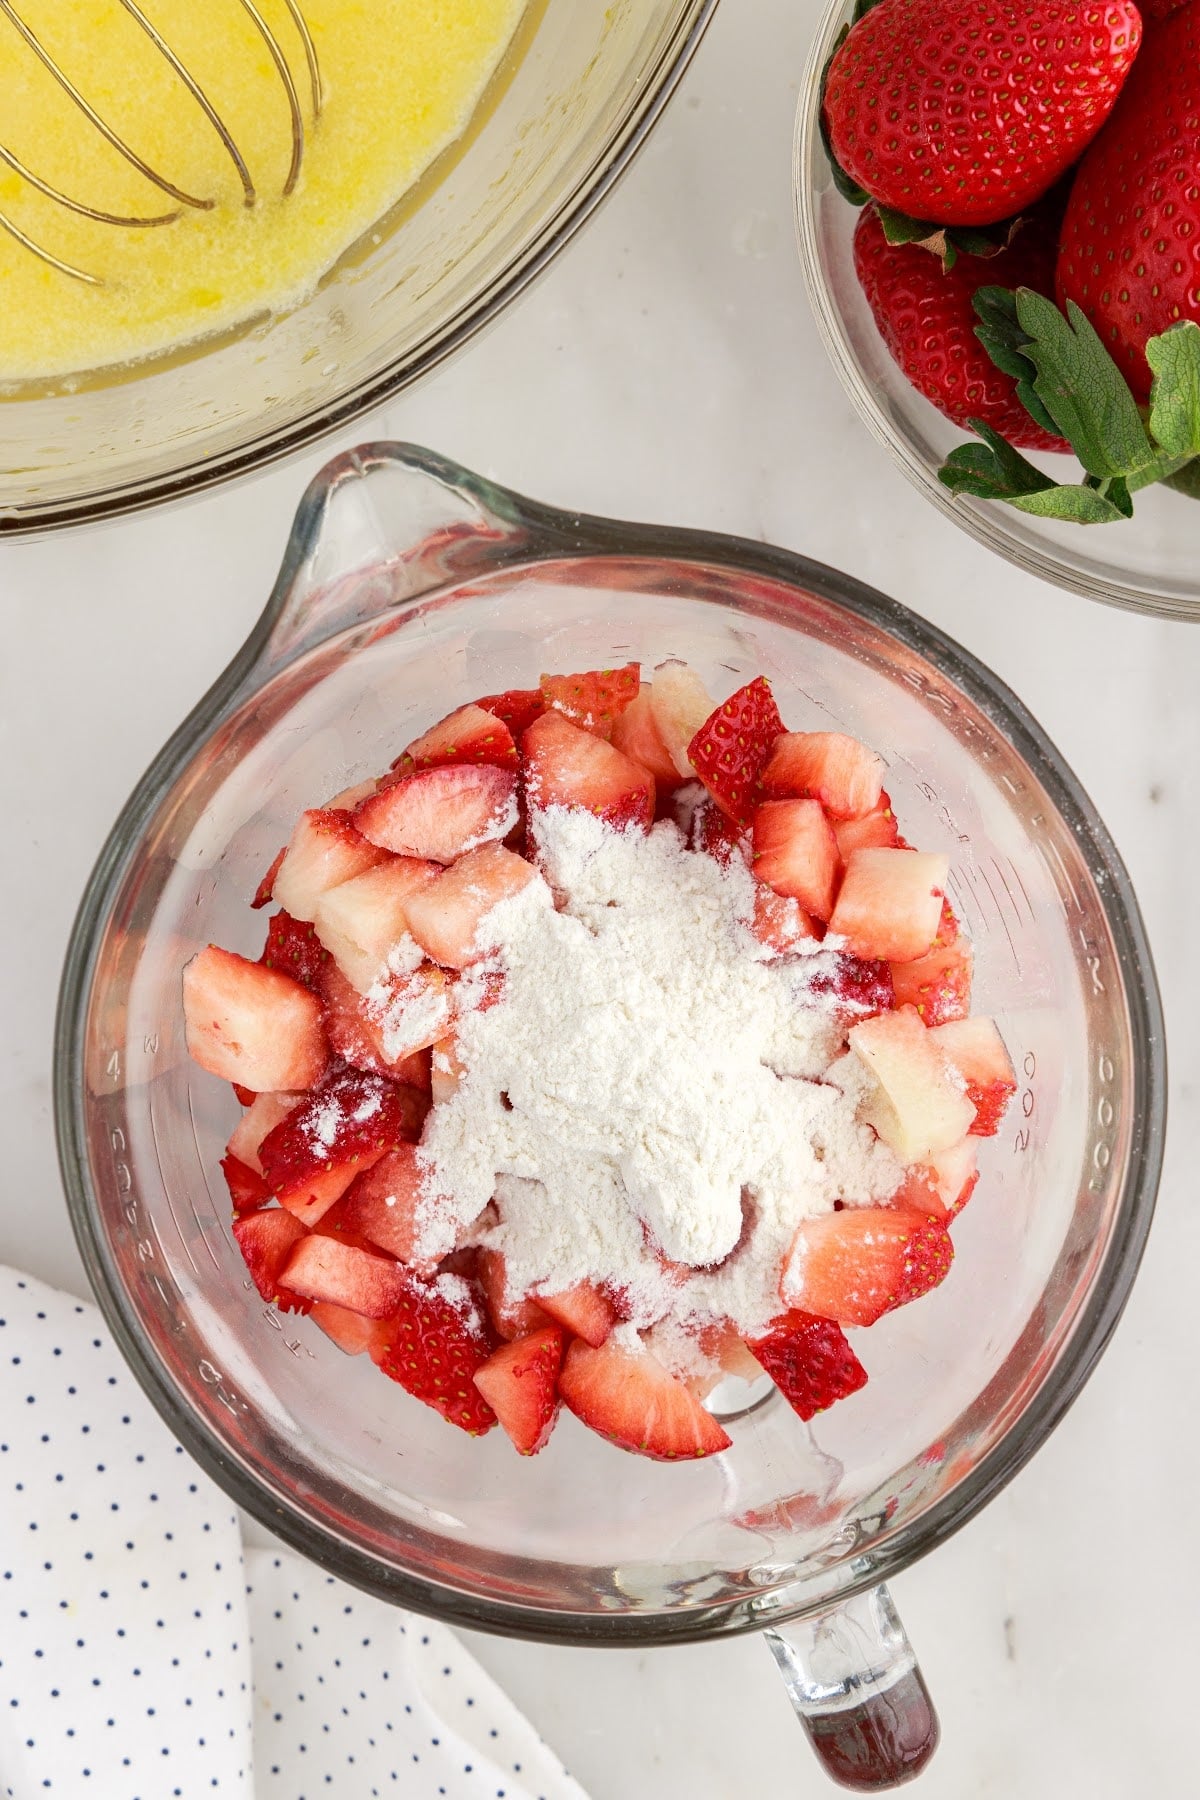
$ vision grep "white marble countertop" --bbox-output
[1,0,1194,1793]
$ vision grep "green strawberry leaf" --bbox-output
[1162,456,1200,501]
[874,207,1027,272]
[1146,321,1200,459]
[972,287,1063,438]
[937,422,1057,501]
[1012,291,1158,480]
[1009,484,1132,524]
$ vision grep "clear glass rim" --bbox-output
[792,0,1200,624]
[1,0,718,540]
[54,443,1167,1644]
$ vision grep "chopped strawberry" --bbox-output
[322,778,378,812]
[391,1047,433,1094]
[849,1006,976,1160]
[258,1065,419,1227]
[221,1153,270,1214]
[828,847,949,963]
[650,661,716,778]
[390,703,519,777]
[751,884,820,955]
[370,1270,498,1434]
[473,1326,565,1455]
[282,1234,412,1319]
[928,1017,1017,1136]
[687,676,784,828]
[539,663,640,740]
[312,856,441,992]
[752,798,841,919]
[231,1209,312,1312]
[610,687,684,789]
[272,808,390,923]
[430,1033,467,1105]
[808,953,894,1022]
[404,843,544,969]
[183,946,328,1092]
[320,1144,430,1268]
[692,798,749,866]
[890,937,973,1025]
[522,710,655,829]
[933,898,960,945]
[354,765,519,864]
[232,1083,257,1107]
[891,1138,979,1220]
[747,1310,869,1421]
[226,1089,302,1174]
[260,910,329,992]
[475,687,546,736]
[536,1281,617,1348]
[317,960,440,1090]
[558,1339,732,1461]
[695,1319,766,1384]
[477,1247,554,1340]
[309,1300,378,1356]
[251,847,286,910]
[833,792,899,858]
[760,731,886,820]
[782,1207,954,1328]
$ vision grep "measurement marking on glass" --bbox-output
[991,854,1033,933]
[186,1085,223,1270]
[978,865,1022,976]
[152,1090,200,1275]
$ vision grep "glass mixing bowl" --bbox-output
[0,0,715,537]
[795,0,1200,622]
[55,444,1165,1789]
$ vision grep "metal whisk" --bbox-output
[0,0,323,285]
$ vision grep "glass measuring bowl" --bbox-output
[794,0,1200,622]
[0,0,715,536]
[55,444,1164,1789]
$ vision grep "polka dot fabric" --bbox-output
[0,1268,588,1800]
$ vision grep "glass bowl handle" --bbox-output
[252,441,582,674]
[765,1584,939,1790]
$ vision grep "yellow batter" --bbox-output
[0,0,526,380]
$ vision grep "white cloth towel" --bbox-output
[0,1265,588,1800]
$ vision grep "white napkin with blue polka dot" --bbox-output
[0,1266,588,1800]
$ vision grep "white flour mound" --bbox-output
[416,808,902,1346]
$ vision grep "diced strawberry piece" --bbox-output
[828,848,949,963]
[391,1047,432,1093]
[692,798,749,866]
[355,764,519,864]
[761,731,886,820]
[928,1017,1017,1136]
[183,946,328,1092]
[890,936,974,1025]
[473,1326,565,1455]
[752,798,841,920]
[322,778,378,812]
[226,1089,302,1174]
[849,1007,976,1160]
[536,1281,617,1348]
[747,1310,869,1421]
[321,958,451,1075]
[891,1138,979,1220]
[698,1320,767,1384]
[687,676,784,829]
[272,808,390,923]
[370,1270,498,1434]
[231,1208,311,1312]
[259,1066,419,1226]
[610,687,684,790]
[390,703,519,777]
[232,1083,257,1107]
[751,884,820,955]
[282,1234,412,1319]
[312,857,441,992]
[522,711,655,829]
[309,1300,378,1355]
[259,910,329,992]
[475,687,546,736]
[808,953,894,1021]
[539,663,640,740]
[558,1339,732,1461]
[404,843,543,969]
[782,1207,954,1327]
[251,847,286,910]
[320,1144,429,1267]
[477,1247,554,1340]
[833,793,900,858]
[933,897,960,945]
[221,1153,270,1214]
[430,1033,467,1105]
[650,661,716,778]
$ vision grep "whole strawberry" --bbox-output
[824,0,1142,227]
[853,206,1070,447]
[1057,7,1200,399]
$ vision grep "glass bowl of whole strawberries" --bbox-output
[797,0,1200,619]
[55,444,1164,1789]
